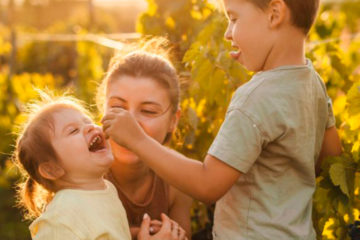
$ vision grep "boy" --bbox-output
[102,0,342,239]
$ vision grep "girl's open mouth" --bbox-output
[88,133,106,152]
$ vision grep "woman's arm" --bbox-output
[168,187,193,239]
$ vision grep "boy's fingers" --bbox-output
[102,120,112,133]
[104,133,109,140]
[101,113,116,123]
[103,129,110,139]
[102,119,111,127]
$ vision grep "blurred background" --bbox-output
[0,0,360,239]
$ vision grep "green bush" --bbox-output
[0,0,359,239]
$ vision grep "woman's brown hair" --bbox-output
[96,37,180,115]
[14,91,91,220]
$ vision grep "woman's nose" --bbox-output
[128,110,146,128]
[129,110,143,124]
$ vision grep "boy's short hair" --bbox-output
[250,0,320,34]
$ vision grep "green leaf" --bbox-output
[347,82,360,116]
[329,163,350,197]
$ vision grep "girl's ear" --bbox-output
[267,0,287,29]
[38,162,65,180]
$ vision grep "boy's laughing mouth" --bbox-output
[230,44,242,60]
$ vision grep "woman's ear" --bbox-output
[163,109,181,145]
[38,162,65,181]
[267,0,287,29]
[168,108,181,133]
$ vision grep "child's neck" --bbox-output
[261,28,306,71]
[56,176,107,191]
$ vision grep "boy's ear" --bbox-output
[267,0,287,29]
[38,162,65,181]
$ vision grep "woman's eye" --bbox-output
[230,18,237,23]
[141,110,157,115]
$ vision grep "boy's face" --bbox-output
[51,108,113,182]
[223,0,275,71]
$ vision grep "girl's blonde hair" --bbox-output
[96,37,180,115]
[14,91,91,220]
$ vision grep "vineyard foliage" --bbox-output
[0,0,360,239]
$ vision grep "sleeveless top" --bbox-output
[106,171,170,227]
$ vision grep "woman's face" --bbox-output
[105,75,179,164]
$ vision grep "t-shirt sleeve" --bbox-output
[31,219,82,240]
[208,108,264,173]
[326,96,336,128]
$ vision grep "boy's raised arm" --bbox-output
[102,108,241,204]
[316,126,342,176]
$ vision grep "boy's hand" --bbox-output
[101,108,146,150]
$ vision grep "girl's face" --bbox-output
[51,108,113,180]
[223,0,274,71]
[105,76,179,164]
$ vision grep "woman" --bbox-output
[96,40,192,239]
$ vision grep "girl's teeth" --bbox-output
[90,136,100,147]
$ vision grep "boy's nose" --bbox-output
[224,25,232,41]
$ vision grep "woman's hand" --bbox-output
[149,219,187,237]
[102,108,146,150]
[149,220,162,235]
[137,213,188,240]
